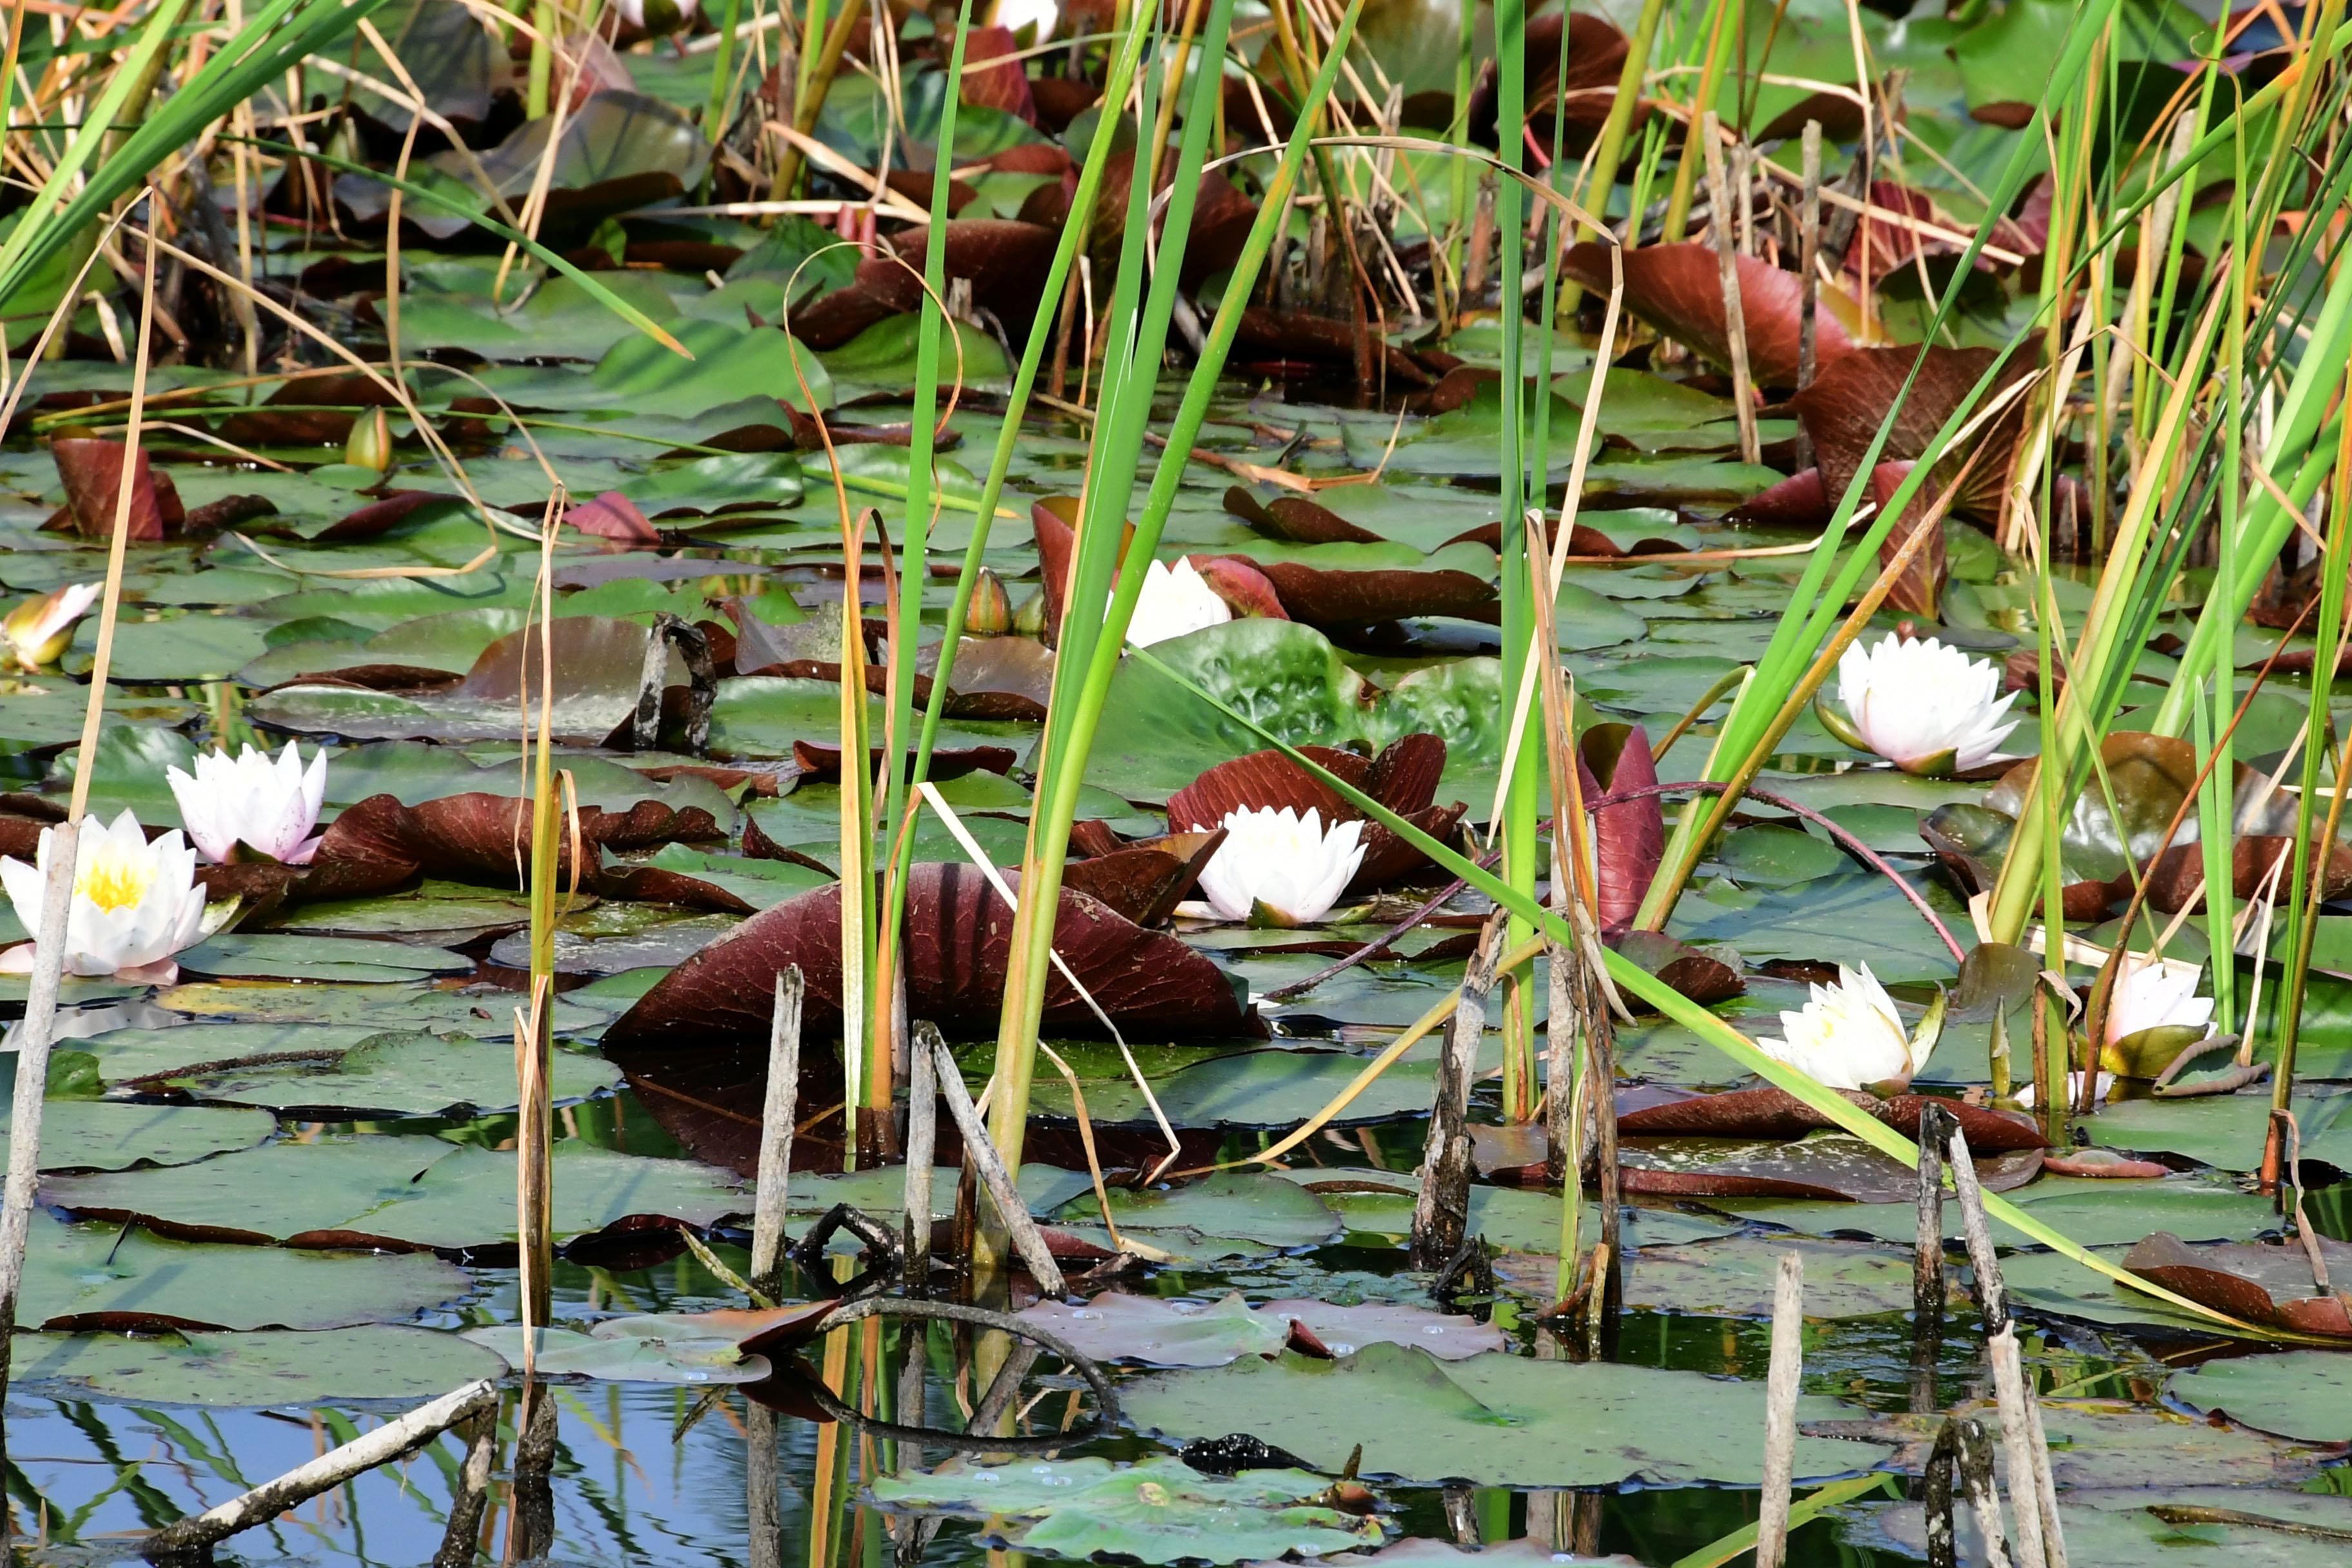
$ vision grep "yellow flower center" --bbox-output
[76,848,152,913]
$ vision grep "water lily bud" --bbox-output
[345,407,393,473]
[1012,588,1046,638]
[166,741,329,865]
[966,567,1013,637]
[1192,807,1366,925]
[4,582,100,671]
[0,810,224,984]
[1756,962,1940,1093]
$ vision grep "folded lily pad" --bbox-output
[1122,1342,1895,1487]
[11,1325,505,1405]
[870,1456,1386,1565]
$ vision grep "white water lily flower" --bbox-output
[0,810,222,983]
[2105,953,2215,1044]
[3,582,99,671]
[166,741,329,865]
[1758,962,1937,1092]
[2015,1071,2117,1109]
[1835,632,2020,774]
[1193,807,1366,925]
[1124,558,1233,649]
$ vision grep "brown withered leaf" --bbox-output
[52,437,185,540]
[1616,1086,2044,1152]
[2124,1232,2352,1338]
[1580,723,1662,937]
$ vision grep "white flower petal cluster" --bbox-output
[1124,558,1233,649]
[166,742,328,865]
[1757,962,1928,1092]
[1194,807,1366,925]
[3,582,99,671]
[0,810,215,980]
[614,0,701,32]
[2105,954,2215,1044]
[1836,632,2019,774]
[2015,1071,2117,1109]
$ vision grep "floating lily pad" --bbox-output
[2090,1094,2352,1173]
[45,1136,743,1252]
[1498,1234,1955,1320]
[1122,1342,1895,1487]
[1017,1291,1504,1367]
[175,934,473,985]
[11,1325,505,1405]
[870,1456,1386,1565]
[463,1322,774,1384]
[18,1210,471,1331]
[2167,1351,2352,1442]
[1045,1172,1342,1261]
[8,1101,275,1172]
[121,1029,619,1119]
[1719,1175,2278,1250]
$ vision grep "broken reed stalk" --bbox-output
[1412,912,1506,1269]
[1947,1124,2066,1568]
[507,1378,560,1562]
[1925,1416,2014,1568]
[144,1380,495,1564]
[925,1026,1064,1294]
[746,1402,783,1568]
[1912,1102,1951,1413]
[1797,120,1822,406]
[0,211,158,1478]
[429,1411,496,1568]
[1754,1252,1805,1568]
[902,1006,937,1289]
[749,966,806,1301]
[1700,113,1761,466]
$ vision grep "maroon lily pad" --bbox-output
[599,862,1258,1049]
[1467,11,1631,156]
[1580,722,1662,936]
[565,489,659,545]
[1618,1140,2043,1202]
[1164,734,1465,893]
[1790,344,2026,519]
[1616,1086,2045,1153]
[52,437,184,540]
[218,371,400,446]
[789,220,1060,349]
[315,489,459,542]
[1229,309,1444,389]
[2124,1232,2352,1338]
[1062,828,1226,926]
[1609,930,1743,1006]
[1187,554,1289,622]
[1725,467,1831,529]
[952,24,1034,121]
[1211,554,1498,631]
[1222,487,1384,546]
[1561,243,1850,389]
[1870,461,1946,618]
[789,740,1017,783]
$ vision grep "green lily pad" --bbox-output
[113,1028,618,1118]
[462,1322,773,1384]
[870,1456,1386,1565]
[11,1325,505,1405]
[9,1101,275,1172]
[175,934,473,985]
[1720,1175,2279,1250]
[1017,1290,1505,1367]
[1044,1172,1341,1260]
[2090,1094,2352,1173]
[1498,1234,1952,1320]
[18,1210,471,1331]
[2166,1352,2352,1442]
[44,1136,743,1251]
[1122,1342,1895,1487]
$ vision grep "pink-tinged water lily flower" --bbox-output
[1832,632,2019,775]
[1124,558,1233,649]
[1194,807,1365,925]
[0,810,226,983]
[1757,962,1944,1093]
[166,741,329,865]
[3,582,99,671]
[2104,953,2215,1045]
